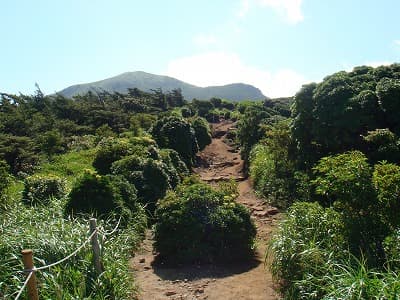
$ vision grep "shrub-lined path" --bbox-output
[130,120,281,300]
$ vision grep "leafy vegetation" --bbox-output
[241,64,400,299]
[154,182,256,264]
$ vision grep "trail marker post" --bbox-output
[89,218,103,276]
[21,249,39,300]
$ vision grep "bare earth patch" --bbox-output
[131,120,281,300]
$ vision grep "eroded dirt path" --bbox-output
[131,120,281,300]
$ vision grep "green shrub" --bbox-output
[22,174,66,205]
[313,151,389,264]
[92,138,131,175]
[111,155,171,214]
[154,183,256,263]
[65,171,145,226]
[384,230,400,270]
[190,117,212,151]
[159,149,189,179]
[151,116,198,166]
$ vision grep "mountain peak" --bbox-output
[58,71,266,101]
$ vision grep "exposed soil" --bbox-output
[131,120,281,300]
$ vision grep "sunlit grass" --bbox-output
[0,199,144,299]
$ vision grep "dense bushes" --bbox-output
[65,171,146,226]
[151,116,198,166]
[190,117,212,150]
[111,155,171,214]
[249,120,310,208]
[22,174,66,205]
[154,183,256,264]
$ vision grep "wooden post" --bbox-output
[89,218,103,275]
[21,249,39,300]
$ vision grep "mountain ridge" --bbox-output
[58,71,266,101]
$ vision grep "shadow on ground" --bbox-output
[151,254,262,281]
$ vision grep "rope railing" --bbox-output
[13,217,118,300]
[14,271,33,300]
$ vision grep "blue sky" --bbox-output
[1,0,399,97]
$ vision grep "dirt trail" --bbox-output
[131,120,281,300]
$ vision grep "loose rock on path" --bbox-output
[131,120,281,300]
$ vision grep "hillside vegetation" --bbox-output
[243,63,400,299]
[2,63,400,299]
[0,86,288,298]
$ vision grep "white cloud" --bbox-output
[193,34,218,47]
[394,40,400,47]
[166,51,307,98]
[237,0,304,23]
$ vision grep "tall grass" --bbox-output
[268,202,400,299]
[0,198,144,299]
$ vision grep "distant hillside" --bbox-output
[58,71,266,101]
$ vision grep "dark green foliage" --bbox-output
[190,117,212,151]
[363,128,400,164]
[383,230,400,270]
[0,134,39,175]
[39,130,64,157]
[22,175,66,205]
[159,149,189,185]
[372,162,400,229]
[291,64,400,169]
[154,183,256,264]
[250,121,307,208]
[190,99,214,117]
[237,105,270,164]
[65,171,144,226]
[111,155,171,214]
[151,116,198,166]
[0,160,11,209]
[376,78,400,134]
[0,160,10,194]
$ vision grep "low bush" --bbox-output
[154,183,256,263]
[151,116,198,166]
[190,117,212,151]
[111,155,171,214]
[22,174,66,205]
[92,138,132,175]
[65,171,145,227]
